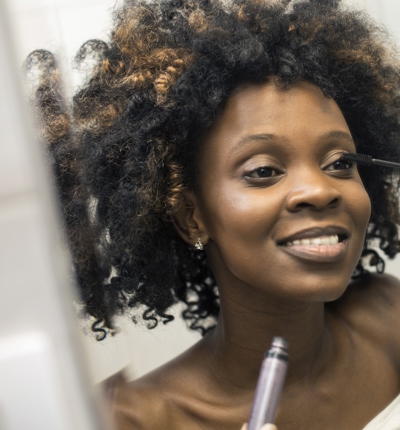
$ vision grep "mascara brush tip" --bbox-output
[341,153,400,169]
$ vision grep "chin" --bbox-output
[308,284,349,303]
[280,275,352,303]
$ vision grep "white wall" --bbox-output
[349,0,400,43]
[4,0,400,383]
[5,0,202,382]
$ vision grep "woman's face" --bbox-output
[193,80,371,303]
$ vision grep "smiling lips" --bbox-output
[279,232,349,263]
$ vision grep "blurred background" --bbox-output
[3,0,400,388]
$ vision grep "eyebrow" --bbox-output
[228,133,277,158]
[321,130,354,144]
[228,130,354,157]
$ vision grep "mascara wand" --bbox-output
[341,153,400,169]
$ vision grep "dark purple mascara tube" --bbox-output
[248,337,289,430]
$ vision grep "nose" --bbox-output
[285,169,342,212]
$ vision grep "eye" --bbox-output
[246,166,280,178]
[244,165,284,186]
[325,158,354,172]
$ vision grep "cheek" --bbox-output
[344,183,371,266]
[201,187,282,279]
[203,185,282,244]
[351,184,371,231]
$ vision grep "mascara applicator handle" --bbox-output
[247,337,288,430]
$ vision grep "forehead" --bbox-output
[201,80,352,158]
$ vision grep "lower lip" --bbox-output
[279,240,348,263]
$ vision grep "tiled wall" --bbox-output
[5,0,400,382]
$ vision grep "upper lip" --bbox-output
[277,226,350,245]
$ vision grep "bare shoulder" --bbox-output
[331,272,400,356]
[345,272,400,308]
[109,371,173,430]
[106,341,208,430]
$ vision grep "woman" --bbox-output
[29,0,400,428]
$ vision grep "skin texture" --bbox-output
[110,81,400,430]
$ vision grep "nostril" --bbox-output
[296,202,314,209]
[329,197,340,207]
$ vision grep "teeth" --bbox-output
[286,235,339,246]
[329,235,338,245]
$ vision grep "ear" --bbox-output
[173,191,209,248]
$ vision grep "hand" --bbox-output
[241,424,277,430]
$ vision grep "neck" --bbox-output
[205,285,333,392]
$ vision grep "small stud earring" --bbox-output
[194,237,204,250]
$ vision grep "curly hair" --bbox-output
[26,0,400,339]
